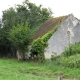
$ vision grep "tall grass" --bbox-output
[0,58,80,80]
[0,42,80,80]
[62,43,80,57]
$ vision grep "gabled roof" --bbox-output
[33,15,68,40]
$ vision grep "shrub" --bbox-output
[8,22,31,52]
[60,43,80,68]
[62,43,80,57]
[31,26,58,62]
[60,54,80,68]
[8,22,32,60]
[31,38,45,62]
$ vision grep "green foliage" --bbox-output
[51,55,60,65]
[2,7,16,29]
[31,38,45,62]
[59,42,80,68]
[8,22,31,52]
[62,43,80,57]
[31,26,58,61]
[42,26,58,43]
[23,0,52,28]
[49,42,80,69]
[1,0,53,57]
[31,30,54,61]
[0,28,16,57]
[60,54,80,68]
[42,31,53,43]
[2,0,52,29]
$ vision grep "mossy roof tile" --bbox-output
[33,15,68,40]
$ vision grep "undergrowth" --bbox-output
[52,43,80,69]
[0,59,80,80]
[31,26,58,62]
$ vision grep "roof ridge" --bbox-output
[33,15,68,40]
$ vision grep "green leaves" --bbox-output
[62,43,80,57]
[31,38,45,62]
[32,38,45,54]
[60,54,80,68]
[60,42,80,68]
[8,22,31,52]
[31,25,58,61]
[31,30,55,61]
[1,0,53,57]
[2,0,52,29]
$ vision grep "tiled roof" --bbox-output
[33,15,68,40]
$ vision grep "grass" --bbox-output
[0,59,80,80]
[0,59,57,80]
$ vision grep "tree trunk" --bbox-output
[58,76,63,80]
[17,50,26,61]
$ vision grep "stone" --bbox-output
[44,14,80,58]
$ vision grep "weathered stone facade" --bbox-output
[44,14,80,58]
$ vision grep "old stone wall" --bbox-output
[44,14,80,58]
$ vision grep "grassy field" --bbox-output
[0,59,80,80]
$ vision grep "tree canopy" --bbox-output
[0,0,53,57]
[8,22,31,52]
[2,0,52,29]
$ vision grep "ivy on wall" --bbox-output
[31,26,58,61]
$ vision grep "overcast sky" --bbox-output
[0,0,80,19]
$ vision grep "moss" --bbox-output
[33,15,67,40]
[31,26,58,61]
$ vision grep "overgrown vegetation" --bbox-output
[0,0,80,79]
[2,0,52,29]
[31,38,45,62]
[57,43,80,68]
[8,22,32,60]
[31,26,58,61]
[60,54,80,68]
[8,22,31,52]
[0,0,52,57]
[51,43,80,69]
[33,15,67,40]
[62,43,80,57]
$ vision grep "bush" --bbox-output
[31,31,54,62]
[62,43,80,57]
[61,43,80,68]
[60,54,80,68]
[8,22,32,52]
[31,26,58,62]
[31,38,45,62]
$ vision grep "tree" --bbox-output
[0,0,53,58]
[2,7,16,29]
[0,27,16,57]
[8,22,32,60]
[16,0,52,28]
[2,0,52,29]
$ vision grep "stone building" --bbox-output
[33,14,80,58]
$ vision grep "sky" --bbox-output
[0,0,80,19]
